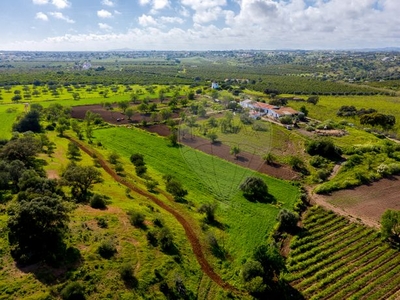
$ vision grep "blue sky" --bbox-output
[0,0,399,51]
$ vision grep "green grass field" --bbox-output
[93,126,300,264]
[0,131,233,300]
[285,206,400,300]
[288,95,400,136]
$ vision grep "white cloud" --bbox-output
[7,0,400,51]
[49,12,75,23]
[35,12,49,21]
[32,0,70,9]
[139,0,151,5]
[160,16,184,24]
[181,0,226,11]
[51,0,70,9]
[98,23,113,30]
[138,14,158,26]
[139,0,170,13]
[32,0,49,5]
[97,9,113,18]
[153,0,169,10]
[101,0,115,7]
[114,10,122,15]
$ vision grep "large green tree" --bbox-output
[62,164,103,201]
[13,110,42,133]
[8,196,70,264]
[240,176,269,202]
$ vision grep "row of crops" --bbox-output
[285,206,400,300]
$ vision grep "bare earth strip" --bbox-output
[310,177,400,228]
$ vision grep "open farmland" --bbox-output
[93,126,300,263]
[315,176,400,226]
[288,95,400,136]
[285,206,400,300]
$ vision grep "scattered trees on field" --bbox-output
[240,243,286,296]
[198,202,218,223]
[0,134,41,166]
[163,174,188,202]
[118,100,129,113]
[230,145,240,159]
[360,113,396,129]
[206,132,218,144]
[67,142,81,160]
[263,153,276,165]
[62,163,103,201]
[307,96,319,105]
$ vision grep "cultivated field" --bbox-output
[285,206,400,300]
[93,126,300,263]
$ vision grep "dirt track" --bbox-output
[66,136,242,294]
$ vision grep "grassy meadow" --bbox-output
[93,126,300,266]
[288,94,400,136]
[0,130,234,300]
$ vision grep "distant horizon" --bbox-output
[1,1,399,52]
[1,47,400,53]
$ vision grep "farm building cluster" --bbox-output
[239,99,304,120]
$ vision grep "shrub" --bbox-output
[108,152,119,164]
[288,156,306,172]
[159,227,173,252]
[128,211,145,227]
[164,177,188,201]
[309,155,329,168]
[60,282,85,300]
[96,217,108,228]
[135,165,147,177]
[120,263,138,287]
[115,163,124,174]
[145,179,158,192]
[98,240,117,259]
[198,202,218,223]
[306,138,342,160]
[146,230,158,246]
[381,210,400,243]
[240,176,269,202]
[130,153,144,166]
[252,122,268,131]
[90,194,107,209]
[306,125,315,132]
[280,116,293,125]
[263,153,276,165]
[241,260,264,282]
[315,169,331,182]
[277,209,299,232]
[244,276,267,295]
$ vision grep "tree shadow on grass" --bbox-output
[17,246,83,285]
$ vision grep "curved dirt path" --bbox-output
[66,136,242,294]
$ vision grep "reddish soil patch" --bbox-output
[70,104,179,125]
[47,170,60,179]
[71,105,299,181]
[310,177,400,228]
